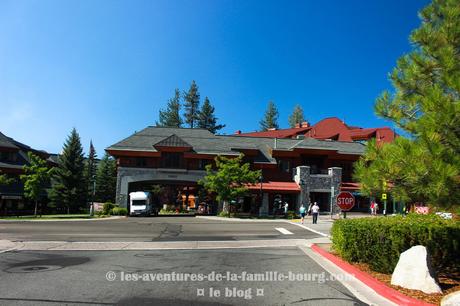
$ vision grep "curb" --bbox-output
[310,244,436,306]
[0,216,125,222]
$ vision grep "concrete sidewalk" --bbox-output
[0,237,332,251]
[197,215,334,237]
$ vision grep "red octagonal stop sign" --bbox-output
[336,192,355,211]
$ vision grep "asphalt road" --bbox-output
[0,217,320,242]
[0,247,367,306]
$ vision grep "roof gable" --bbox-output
[153,134,192,149]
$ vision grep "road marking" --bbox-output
[289,222,330,237]
[275,227,293,235]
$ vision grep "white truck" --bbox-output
[129,191,157,216]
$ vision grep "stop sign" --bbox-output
[336,192,355,211]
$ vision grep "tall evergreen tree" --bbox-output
[183,80,200,128]
[288,104,306,128]
[95,153,117,203]
[355,0,460,209]
[157,89,183,127]
[49,128,87,213]
[197,97,225,134]
[85,141,97,201]
[259,101,279,131]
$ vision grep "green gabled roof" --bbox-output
[153,134,192,148]
[107,126,366,158]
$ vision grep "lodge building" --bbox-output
[107,126,367,215]
[0,132,57,215]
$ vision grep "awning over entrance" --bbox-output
[247,181,300,193]
[340,182,360,191]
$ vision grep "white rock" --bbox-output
[441,290,460,306]
[391,245,442,294]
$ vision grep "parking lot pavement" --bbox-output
[0,247,368,306]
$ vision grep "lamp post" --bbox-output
[259,174,263,206]
[90,174,96,216]
[330,186,334,219]
[383,180,387,216]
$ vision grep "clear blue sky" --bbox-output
[0,0,430,155]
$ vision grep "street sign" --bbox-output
[382,193,387,200]
[336,192,355,211]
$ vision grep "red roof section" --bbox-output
[238,126,311,138]
[237,117,396,143]
[246,181,301,193]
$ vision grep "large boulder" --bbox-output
[441,290,460,306]
[391,245,442,294]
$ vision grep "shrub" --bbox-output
[218,211,230,217]
[331,214,460,274]
[159,208,176,215]
[218,211,238,218]
[102,202,117,215]
[111,207,128,216]
[286,210,297,219]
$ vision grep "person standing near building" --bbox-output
[311,202,320,224]
[299,204,306,224]
[283,202,289,217]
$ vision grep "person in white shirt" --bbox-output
[311,202,320,224]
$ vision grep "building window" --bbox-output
[162,152,182,168]
[198,159,210,170]
[0,152,17,162]
[278,159,291,173]
[136,157,147,167]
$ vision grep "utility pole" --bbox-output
[330,186,334,219]
[91,175,96,216]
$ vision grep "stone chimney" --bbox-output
[295,123,301,128]
[301,121,310,128]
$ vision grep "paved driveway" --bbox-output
[0,217,320,242]
[0,247,367,305]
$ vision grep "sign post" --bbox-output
[382,180,387,216]
[336,191,355,219]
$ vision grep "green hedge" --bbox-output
[331,214,460,274]
[111,207,128,216]
[102,202,117,215]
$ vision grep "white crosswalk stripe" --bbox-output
[275,227,294,235]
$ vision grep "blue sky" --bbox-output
[0,0,429,155]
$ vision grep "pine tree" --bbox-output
[288,104,306,128]
[85,141,97,202]
[95,153,117,203]
[183,80,200,128]
[157,89,183,127]
[197,97,225,134]
[259,101,279,131]
[355,0,460,209]
[49,128,87,213]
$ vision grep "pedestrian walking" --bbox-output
[311,202,320,224]
[370,201,375,215]
[283,202,289,217]
[299,204,306,224]
[373,202,379,216]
